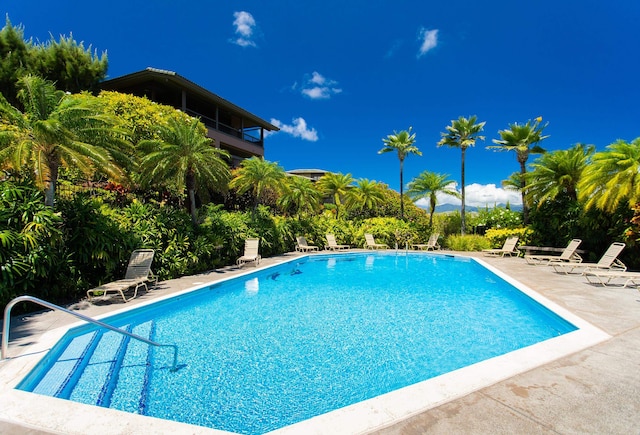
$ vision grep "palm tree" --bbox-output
[378,127,421,220]
[229,157,286,212]
[0,75,125,207]
[139,117,230,225]
[347,179,386,212]
[407,171,461,226]
[437,116,485,234]
[317,172,354,219]
[527,143,594,205]
[578,138,640,213]
[278,175,321,217]
[488,116,549,224]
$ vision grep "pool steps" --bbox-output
[30,321,154,414]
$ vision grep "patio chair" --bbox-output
[524,239,583,265]
[412,233,440,251]
[237,238,261,267]
[325,234,350,251]
[295,236,319,252]
[364,233,388,250]
[583,270,640,288]
[482,237,519,257]
[552,242,626,275]
[87,249,156,303]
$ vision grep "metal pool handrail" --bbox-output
[2,295,179,371]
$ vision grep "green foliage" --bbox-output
[138,117,230,224]
[354,217,418,248]
[379,127,421,219]
[96,91,195,145]
[579,138,640,213]
[407,171,460,226]
[444,235,491,251]
[0,19,34,109]
[527,197,582,247]
[484,227,532,249]
[57,194,135,289]
[32,34,107,95]
[0,75,126,206]
[0,18,107,107]
[0,180,67,304]
[473,207,522,229]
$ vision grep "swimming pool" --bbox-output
[14,251,582,434]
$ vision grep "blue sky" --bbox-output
[4,1,640,207]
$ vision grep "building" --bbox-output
[100,67,279,166]
[286,169,331,182]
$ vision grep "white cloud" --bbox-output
[415,183,522,208]
[299,71,342,100]
[230,11,257,47]
[269,117,319,142]
[417,28,438,57]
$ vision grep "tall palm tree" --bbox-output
[347,178,386,212]
[378,127,421,220]
[578,138,640,213]
[278,175,321,217]
[437,116,485,234]
[488,117,549,224]
[229,157,286,212]
[407,171,461,226]
[139,117,230,225]
[317,172,354,219]
[527,143,594,205]
[0,75,125,207]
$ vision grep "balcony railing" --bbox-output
[185,109,262,144]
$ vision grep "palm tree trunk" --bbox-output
[399,158,405,220]
[460,147,466,235]
[186,170,198,225]
[44,159,59,208]
[519,161,528,225]
[429,197,435,227]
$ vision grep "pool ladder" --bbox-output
[1,295,180,371]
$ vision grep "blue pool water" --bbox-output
[19,252,577,434]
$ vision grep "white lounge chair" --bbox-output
[364,233,388,250]
[524,239,583,265]
[412,233,440,251]
[552,242,626,275]
[87,249,156,303]
[482,237,519,257]
[237,238,261,267]
[583,270,640,288]
[325,234,350,251]
[295,236,319,252]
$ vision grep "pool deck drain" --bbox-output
[1,250,639,434]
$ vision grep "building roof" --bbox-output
[286,169,332,175]
[100,67,279,131]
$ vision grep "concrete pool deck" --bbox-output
[1,250,639,434]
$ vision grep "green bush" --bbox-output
[484,227,532,249]
[444,235,491,251]
[0,181,70,307]
[354,217,419,248]
[473,206,522,230]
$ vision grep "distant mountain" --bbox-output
[430,203,523,213]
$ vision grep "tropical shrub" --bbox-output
[474,206,522,230]
[0,181,69,306]
[444,235,491,251]
[484,227,533,249]
[354,217,418,248]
